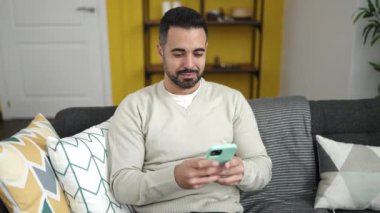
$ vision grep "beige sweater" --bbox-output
[108,80,272,213]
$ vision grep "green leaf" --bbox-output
[369,0,376,12]
[368,19,380,25]
[371,28,380,45]
[369,61,380,71]
[363,10,375,18]
[375,0,380,11]
[362,25,373,44]
[354,0,380,45]
[353,10,367,23]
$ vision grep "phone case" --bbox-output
[205,144,237,164]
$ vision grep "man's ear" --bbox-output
[157,44,163,57]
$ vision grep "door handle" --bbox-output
[77,7,95,13]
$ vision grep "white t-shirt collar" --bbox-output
[166,79,202,109]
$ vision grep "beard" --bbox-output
[165,67,203,89]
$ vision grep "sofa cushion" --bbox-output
[0,114,69,213]
[334,210,379,213]
[47,119,133,213]
[241,96,319,212]
[315,135,380,210]
[244,198,328,213]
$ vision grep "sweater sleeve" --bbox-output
[108,96,182,205]
[233,93,272,191]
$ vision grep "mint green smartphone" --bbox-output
[205,144,237,164]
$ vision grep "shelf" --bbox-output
[142,0,263,99]
[146,64,259,74]
[144,20,261,28]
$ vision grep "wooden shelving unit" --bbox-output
[142,0,264,98]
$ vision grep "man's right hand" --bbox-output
[174,159,221,189]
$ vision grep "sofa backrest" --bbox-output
[309,97,380,147]
[241,96,318,211]
[47,97,380,212]
[53,97,380,145]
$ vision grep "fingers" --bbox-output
[174,157,245,189]
[217,157,244,186]
[216,175,242,186]
[216,167,243,185]
[222,156,242,169]
[174,158,221,189]
[187,174,220,189]
[189,158,219,169]
[220,163,244,177]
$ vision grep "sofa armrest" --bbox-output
[53,106,116,138]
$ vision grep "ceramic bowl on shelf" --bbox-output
[231,7,252,20]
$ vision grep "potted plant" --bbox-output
[353,0,380,95]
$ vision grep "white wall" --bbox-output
[280,0,380,100]
[348,1,380,98]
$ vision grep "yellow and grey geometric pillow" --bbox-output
[315,135,380,210]
[47,119,133,213]
[0,113,70,213]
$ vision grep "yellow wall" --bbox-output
[261,0,283,97]
[107,0,145,104]
[107,0,283,105]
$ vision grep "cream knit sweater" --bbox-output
[108,80,272,213]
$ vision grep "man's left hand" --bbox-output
[216,156,244,186]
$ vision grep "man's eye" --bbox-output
[194,52,204,57]
[173,53,183,57]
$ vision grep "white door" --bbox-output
[0,0,112,119]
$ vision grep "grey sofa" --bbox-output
[1,96,379,212]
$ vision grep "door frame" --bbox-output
[0,0,112,119]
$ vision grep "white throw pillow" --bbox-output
[47,119,134,213]
[315,135,380,210]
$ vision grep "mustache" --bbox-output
[177,68,199,74]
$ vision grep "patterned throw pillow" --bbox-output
[47,119,133,213]
[315,135,380,210]
[0,113,70,213]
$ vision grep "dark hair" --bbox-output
[159,6,208,45]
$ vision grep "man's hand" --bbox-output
[216,156,244,186]
[174,158,221,189]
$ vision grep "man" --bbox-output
[108,6,272,212]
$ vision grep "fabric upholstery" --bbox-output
[241,96,322,212]
[0,200,7,213]
[333,210,379,213]
[244,199,328,213]
[53,106,116,138]
[309,98,380,146]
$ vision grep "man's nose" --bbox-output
[183,55,195,69]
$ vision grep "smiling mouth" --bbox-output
[177,69,198,78]
[179,72,196,78]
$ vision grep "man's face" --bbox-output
[158,27,207,93]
